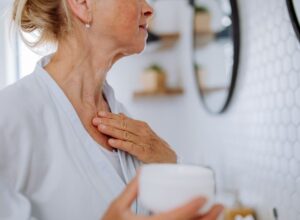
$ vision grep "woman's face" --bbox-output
[92,0,153,55]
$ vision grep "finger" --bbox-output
[98,112,147,135]
[115,175,139,208]
[199,204,224,220]
[108,139,144,159]
[97,112,152,136]
[161,198,207,220]
[119,113,126,117]
[93,117,141,135]
[98,111,127,120]
[98,124,140,143]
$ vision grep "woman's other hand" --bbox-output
[101,175,224,220]
[92,112,177,164]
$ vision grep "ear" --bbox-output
[66,0,93,24]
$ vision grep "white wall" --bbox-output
[0,14,7,89]
[107,0,300,219]
[0,1,18,89]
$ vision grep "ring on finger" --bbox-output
[124,131,129,139]
[122,119,127,129]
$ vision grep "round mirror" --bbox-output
[191,0,240,113]
[287,0,300,41]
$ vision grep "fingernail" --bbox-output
[98,111,107,116]
[99,124,106,129]
[109,139,116,144]
[92,118,100,125]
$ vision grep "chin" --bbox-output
[124,42,146,55]
[135,44,146,54]
[135,39,148,53]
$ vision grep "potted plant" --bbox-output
[194,5,211,33]
[140,64,167,92]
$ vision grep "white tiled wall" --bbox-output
[196,0,300,219]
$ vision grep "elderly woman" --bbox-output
[0,0,223,219]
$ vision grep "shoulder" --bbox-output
[0,55,53,116]
[0,73,48,138]
[0,74,43,119]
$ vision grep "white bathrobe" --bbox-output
[0,56,146,220]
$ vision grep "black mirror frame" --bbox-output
[287,0,300,42]
[190,0,240,114]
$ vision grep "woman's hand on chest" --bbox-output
[92,112,177,164]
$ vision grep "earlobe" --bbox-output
[66,0,93,25]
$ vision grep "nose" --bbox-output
[143,0,154,18]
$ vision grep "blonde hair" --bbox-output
[12,0,72,47]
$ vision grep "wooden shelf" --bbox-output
[160,33,180,41]
[200,86,228,95]
[133,87,184,98]
[146,33,180,51]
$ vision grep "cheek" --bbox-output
[94,1,143,47]
[115,4,140,35]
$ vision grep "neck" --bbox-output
[44,36,123,113]
[43,36,124,151]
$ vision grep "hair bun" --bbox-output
[12,0,71,47]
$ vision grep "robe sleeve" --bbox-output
[0,179,38,220]
[0,92,39,220]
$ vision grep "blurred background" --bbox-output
[1,0,300,219]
